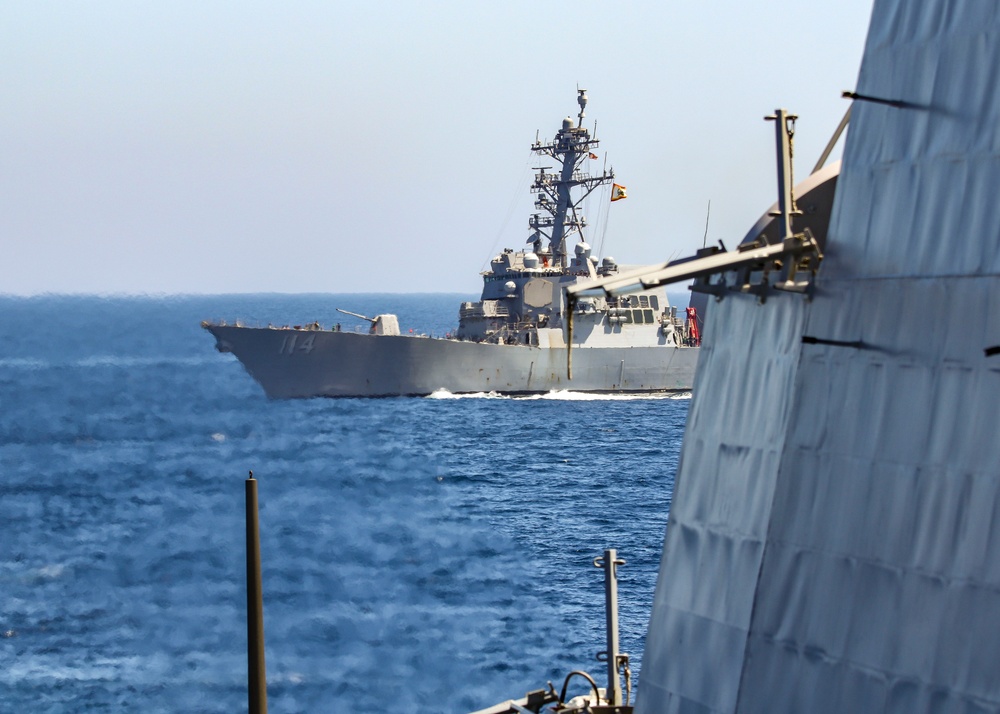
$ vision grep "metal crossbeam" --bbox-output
[567,232,820,299]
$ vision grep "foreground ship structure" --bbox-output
[474,1,1000,711]
[548,2,1000,713]
[204,92,700,398]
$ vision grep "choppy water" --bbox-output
[0,294,687,712]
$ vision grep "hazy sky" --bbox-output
[2,1,874,296]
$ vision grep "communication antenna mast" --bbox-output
[703,200,711,249]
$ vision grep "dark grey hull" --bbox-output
[206,325,698,398]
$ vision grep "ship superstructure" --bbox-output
[455,90,693,350]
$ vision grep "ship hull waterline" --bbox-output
[207,325,698,399]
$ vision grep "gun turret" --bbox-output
[336,308,401,336]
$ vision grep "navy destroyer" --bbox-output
[203,91,700,398]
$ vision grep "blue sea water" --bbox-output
[0,294,688,713]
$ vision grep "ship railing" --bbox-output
[570,170,601,184]
[460,304,511,319]
[533,170,606,188]
[489,321,537,345]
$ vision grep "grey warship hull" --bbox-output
[207,323,697,398]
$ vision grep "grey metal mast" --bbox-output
[529,89,614,268]
[764,108,800,242]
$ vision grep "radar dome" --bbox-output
[602,256,617,268]
[575,242,591,255]
[562,117,575,130]
[523,252,540,269]
[504,280,517,293]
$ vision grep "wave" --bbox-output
[426,389,507,400]
[426,388,691,401]
[524,390,692,401]
[74,356,220,368]
[0,356,220,370]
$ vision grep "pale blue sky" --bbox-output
[1,1,873,295]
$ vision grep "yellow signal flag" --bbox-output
[611,183,628,202]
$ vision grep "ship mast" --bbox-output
[529,89,614,269]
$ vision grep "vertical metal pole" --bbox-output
[246,472,268,714]
[812,105,851,174]
[765,108,796,241]
[566,296,574,380]
[595,549,625,706]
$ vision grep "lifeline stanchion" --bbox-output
[594,548,626,706]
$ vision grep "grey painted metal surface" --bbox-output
[636,1,1000,712]
[204,92,700,398]
[205,324,696,398]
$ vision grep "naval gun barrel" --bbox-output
[335,308,375,323]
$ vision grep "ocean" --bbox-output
[0,294,688,712]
